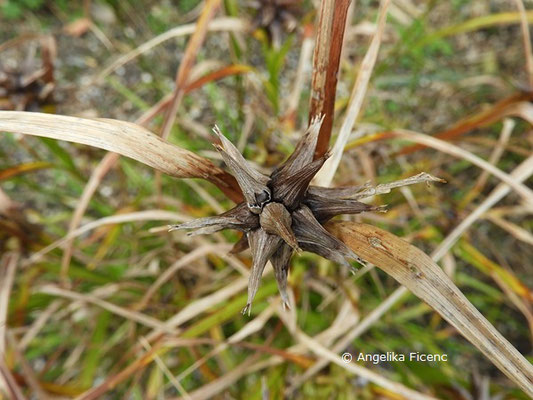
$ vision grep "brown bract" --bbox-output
[169,116,445,314]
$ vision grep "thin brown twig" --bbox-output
[160,0,221,141]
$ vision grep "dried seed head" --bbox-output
[271,152,329,210]
[259,202,300,251]
[170,120,444,314]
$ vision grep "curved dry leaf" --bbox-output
[0,111,242,201]
[394,129,533,206]
[327,221,533,397]
[398,95,533,155]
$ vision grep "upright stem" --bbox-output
[308,0,351,158]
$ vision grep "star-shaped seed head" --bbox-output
[170,116,445,314]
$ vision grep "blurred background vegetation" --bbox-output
[0,0,532,399]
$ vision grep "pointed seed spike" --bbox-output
[212,125,270,185]
[299,242,352,269]
[304,193,384,223]
[293,205,360,262]
[213,144,271,214]
[271,154,329,210]
[270,243,293,309]
[270,114,325,180]
[353,172,446,200]
[245,229,282,314]
[307,181,373,200]
[259,202,300,251]
[169,202,259,235]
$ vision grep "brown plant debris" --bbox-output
[169,116,445,314]
[0,36,56,111]
[248,0,301,48]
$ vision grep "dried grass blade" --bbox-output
[169,356,259,400]
[398,94,533,155]
[6,332,50,400]
[393,129,533,206]
[459,118,515,207]
[0,161,51,180]
[74,342,163,400]
[39,285,177,334]
[284,24,314,125]
[144,275,251,342]
[286,287,408,394]
[24,210,190,267]
[173,301,278,383]
[0,356,26,400]
[138,243,232,309]
[0,111,241,200]
[95,17,247,82]
[328,222,533,397]
[0,253,18,355]
[433,156,533,262]
[19,300,62,350]
[277,309,438,400]
[60,152,119,285]
[160,0,221,141]
[487,215,533,246]
[314,0,391,185]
